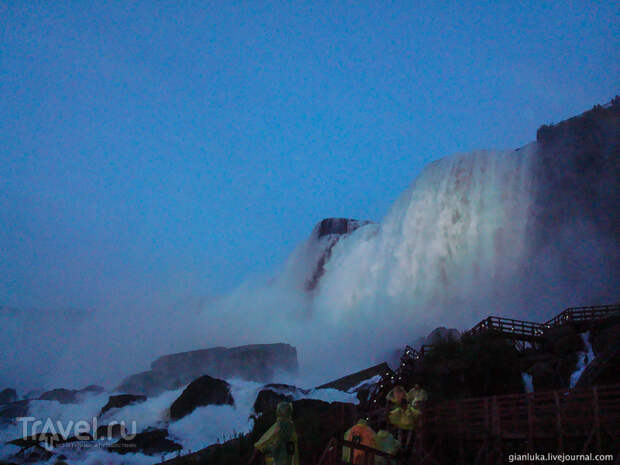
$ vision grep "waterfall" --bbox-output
[312,145,535,329]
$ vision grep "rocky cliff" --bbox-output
[117,343,298,396]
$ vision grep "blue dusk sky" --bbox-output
[1,0,619,311]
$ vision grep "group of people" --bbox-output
[252,383,427,465]
[342,383,428,464]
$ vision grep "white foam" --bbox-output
[569,331,596,388]
[168,379,262,452]
[521,372,533,393]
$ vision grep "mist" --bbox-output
[4,137,615,395]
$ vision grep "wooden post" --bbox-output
[554,391,563,452]
[593,387,601,452]
[493,396,503,465]
[458,402,464,465]
[528,393,534,452]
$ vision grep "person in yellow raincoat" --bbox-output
[342,418,376,464]
[388,393,415,431]
[374,424,401,465]
[407,384,428,409]
[385,385,407,406]
[254,402,300,465]
[405,384,427,427]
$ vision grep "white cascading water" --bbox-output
[311,145,536,329]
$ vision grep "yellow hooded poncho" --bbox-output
[342,419,376,464]
[374,429,400,465]
[254,402,300,465]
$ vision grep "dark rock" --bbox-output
[253,390,294,416]
[63,432,93,442]
[78,384,104,395]
[580,346,620,387]
[8,433,65,448]
[170,375,233,420]
[100,394,147,416]
[38,388,78,404]
[96,423,127,439]
[16,444,53,463]
[306,218,372,291]
[543,326,583,356]
[423,327,461,345]
[112,428,182,456]
[530,98,620,268]
[0,400,29,420]
[317,362,389,391]
[316,218,370,238]
[0,388,17,404]
[253,384,312,415]
[264,383,308,395]
[576,322,620,388]
[590,319,620,357]
[530,361,557,391]
[24,390,43,400]
[115,370,186,397]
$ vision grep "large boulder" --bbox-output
[0,400,29,422]
[0,388,17,404]
[115,370,186,397]
[100,394,147,417]
[96,424,127,439]
[423,327,461,345]
[253,390,293,416]
[170,375,233,420]
[253,384,309,416]
[112,428,181,456]
[38,388,78,404]
[35,385,103,404]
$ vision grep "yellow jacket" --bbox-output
[342,419,376,464]
[254,402,300,465]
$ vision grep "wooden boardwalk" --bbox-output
[464,304,620,345]
[318,383,620,465]
[320,304,620,464]
[411,304,620,359]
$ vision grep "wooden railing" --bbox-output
[545,304,620,327]
[421,383,620,440]
[464,316,547,341]
[356,384,620,464]
[463,304,620,343]
[317,437,402,465]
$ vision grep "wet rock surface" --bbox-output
[100,394,147,416]
[169,375,233,420]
